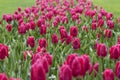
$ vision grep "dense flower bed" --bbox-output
[0,0,120,80]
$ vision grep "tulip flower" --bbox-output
[6,24,12,32]
[52,34,58,44]
[0,44,9,60]
[103,69,114,80]
[31,59,46,80]
[110,45,120,60]
[0,73,8,80]
[97,43,107,57]
[72,38,80,49]
[27,36,35,48]
[59,64,72,80]
[70,26,78,37]
[38,38,47,48]
[115,61,120,78]
[104,29,112,38]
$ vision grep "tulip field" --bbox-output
[1,0,120,80]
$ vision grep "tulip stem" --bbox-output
[101,58,104,71]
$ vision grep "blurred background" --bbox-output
[0,0,120,18]
[93,0,120,17]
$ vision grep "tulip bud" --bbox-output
[93,62,99,77]
[60,28,68,39]
[0,44,9,60]
[6,24,12,32]
[66,35,72,44]
[18,24,26,35]
[115,61,120,78]
[66,53,78,68]
[107,20,114,29]
[91,22,97,30]
[27,36,35,48]
[97,43,107,57]
[98,19,104,27]
[38,38,47,48]
[39,25,47,35]
[52,34,58,44]
[70,26,78,37]
[72,38,80,49]
[59,65,72,80]
[110,45,120,60]
[18,7,22,12]
[71,57,82,77]
[43,52,53,66]
[30,21,36,30]
[103,69,114,80]
[81,54,91,71]
[31,59,46,80]
[104,29,112,38]
[0,73,8,80]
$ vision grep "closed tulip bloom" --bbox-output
[66,53,78,68]
[81,54,91,71]
[0,73,8,80]
[104,29,112,38]
[60,28,68,39]
[78,56,86,77]
[52,34,58,44]
[40,25,46,35]
[18,24,26,34]
[107,20,114,29]
[97,43,107,57]
[27,36,35,48]
[59,65,72,80]
[98,19,104,27]
[31,59,46,80]
[103,69,114,80]
[106,13,113,20]
[43,52,53,66]
[37,19,45,27]
[38,38,47,48]
[25,23,31,30]
[91,22,97,30]
[93,62,99,77]
[30,21,36,30]
[6,24,12,32]
[110,45,120,60]
[71,57,82,77]
[3,14,13,23]
[32,53,42,65]
[72,38,80,49]
[70,26,78,37]
[18,7,22,12]
[66,35,72,44]
[0,44,9,60]
[41,57,49,73]
[115,61,120,78]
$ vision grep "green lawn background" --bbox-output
[0,0,34,18]
[93,0,120,18]
[0,0,120,18]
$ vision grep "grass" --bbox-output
[0,0,120,18]
[0,0,35,18]
[93,0,120,18]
